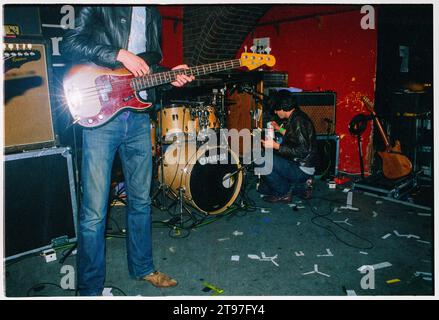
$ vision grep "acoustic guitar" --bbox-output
[63,51,275,128]
[361,96,413,180]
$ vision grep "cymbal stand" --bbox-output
[218,85,227,129]
[225,156,263,210]
[166,185,203,237]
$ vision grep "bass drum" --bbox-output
[161,143,243,215]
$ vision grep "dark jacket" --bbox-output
[62,6,163,69]
[61,6,169,104]
[277,108,318,168]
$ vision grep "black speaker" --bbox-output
[315,135,340,178]
[4,147,78,260]
[3,6,42,36]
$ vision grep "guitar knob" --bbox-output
[87,118,94,124]
[98,114,104,120]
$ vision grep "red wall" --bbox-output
[158,5,378,175]
[157,6,184,68]
[240,5,378,174]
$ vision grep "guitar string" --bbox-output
[68,60,242,95]
[73,67,242,102]
[73,67,238,96]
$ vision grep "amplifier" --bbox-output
[3,6,42,36]
[4,147,78,260]
[4,38,57,153]
[269,90,337,135]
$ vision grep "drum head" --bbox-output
[189,147,241,213]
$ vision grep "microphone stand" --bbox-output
[224,156,265,210]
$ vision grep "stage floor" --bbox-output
[5,176,434,297]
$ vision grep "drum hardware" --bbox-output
[152,89,245,220]
[222,155,264,210]
[165,186,206,238]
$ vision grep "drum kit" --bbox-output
[150,89,245,218]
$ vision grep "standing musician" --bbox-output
[257,89,318,203]
[62,6,194,296]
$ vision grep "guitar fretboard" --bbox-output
[131,59,241,91]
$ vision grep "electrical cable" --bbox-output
[26,282,76,297]
[305,197,375,250]
[104,285,127,296]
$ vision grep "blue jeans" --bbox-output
[77,112,154,296]
[256,153,312,197]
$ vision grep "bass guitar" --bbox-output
[63,51,275,128]
[361,96,413,179]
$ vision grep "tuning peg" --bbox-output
[265,47,272,54]
[250,45,257,53]
[244,45,247,53]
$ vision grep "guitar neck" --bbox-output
[131,59,241,91]
[373,114,392,150]
[362,96,391,150]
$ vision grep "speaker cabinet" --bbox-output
[4,147,78,260]
[268,90,337,135]
[4,39,56,153]
[3,6,42,36]
[315,135,340,178]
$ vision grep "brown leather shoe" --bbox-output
[262,193,292,203]
[143,271,178,288]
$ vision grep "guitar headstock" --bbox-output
[239,52,276,71]
[361,96,374,113]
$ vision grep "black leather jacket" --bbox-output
[277,108,318,168]
[62,6,163,69]
[61,6,168,103]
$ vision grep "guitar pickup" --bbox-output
[96,76,113,102]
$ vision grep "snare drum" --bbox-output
[160,142,243,214]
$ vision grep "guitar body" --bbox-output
[63,64,152,128]
[377,141,413,180]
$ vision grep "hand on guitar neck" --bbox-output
[361,96,413,180]
[116,49,194,86]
